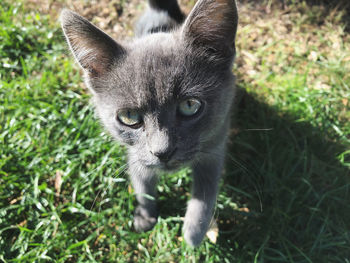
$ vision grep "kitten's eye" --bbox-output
[117,109,142,128]
[178,98,202,117]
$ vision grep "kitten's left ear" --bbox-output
[60,9,125,77]
[182,0,238,58]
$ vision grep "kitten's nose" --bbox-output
[152,148,176,163]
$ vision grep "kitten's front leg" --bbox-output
[184,154,224,247]
[129,161,158,232]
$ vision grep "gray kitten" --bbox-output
[60,0,238,246]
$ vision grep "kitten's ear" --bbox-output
[182,0,238,57]
[60,9,125,77]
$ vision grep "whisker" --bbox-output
[227,153,264,211]
[92,160,138,236]
[198,150,264,212]
[243,128,273,131]
[92,158,142,235]
[90,163,129,211]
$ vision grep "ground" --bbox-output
[0,0,349,262]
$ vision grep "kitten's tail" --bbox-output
[135,0,185,37]
[148,0,185,23]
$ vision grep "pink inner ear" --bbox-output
[87,61,103,77]
[84,53,112,77]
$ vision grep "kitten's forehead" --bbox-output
[102,32,227,112]
[115,33,184,109]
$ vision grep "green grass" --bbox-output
[1,0,349,262]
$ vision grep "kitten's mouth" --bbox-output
[146,162,179,171]
[144,159,185,171]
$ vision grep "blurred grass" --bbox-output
[0,0,349,262]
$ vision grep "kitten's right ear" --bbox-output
[60,9,125,77]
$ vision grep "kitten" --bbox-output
[60,0,238,246]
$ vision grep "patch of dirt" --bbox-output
[27,0,144,40]
[235,1,350,87]
[26,0,194,40]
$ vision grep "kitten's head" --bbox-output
[60,0,238,170]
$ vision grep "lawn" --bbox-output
[0,0,349,262]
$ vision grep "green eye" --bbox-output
[178,98,202,117]
[117,109,142,127]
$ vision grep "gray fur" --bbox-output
[60,0,238,247]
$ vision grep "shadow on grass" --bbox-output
[214,88,350,261]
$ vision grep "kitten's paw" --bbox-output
[183,222,206,247]
[133,206,158,232]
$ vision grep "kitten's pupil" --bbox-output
[187,100,192,108]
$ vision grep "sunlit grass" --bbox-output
[0,0,349,262]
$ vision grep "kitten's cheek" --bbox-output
[115,129,137,145]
